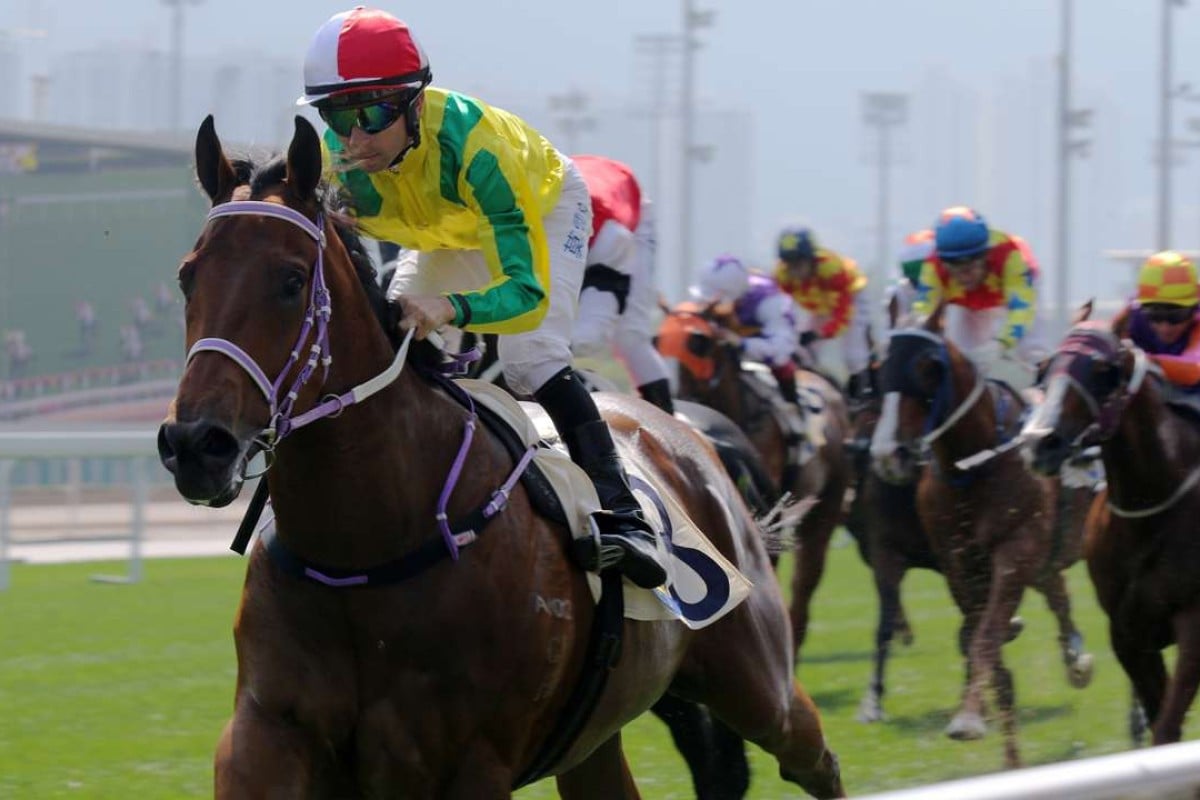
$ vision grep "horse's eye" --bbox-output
[281,270,307,300]
[686,332,714,357]
[178,265,195,301]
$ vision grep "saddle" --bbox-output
[459,378,752,629]
[737,363,827,485]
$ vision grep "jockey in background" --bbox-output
[773,225,873,400]
[1115,251,1200,393]
[301,6,665,587]
[915,206,1046,390]
[886,229,934,329]
[690,254,805,407]
[570,155,675,414]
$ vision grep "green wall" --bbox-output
[0,167,205,378]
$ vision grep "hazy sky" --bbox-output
[6,0,1200,304]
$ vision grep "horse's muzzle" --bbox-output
[157,419,245,507]
[872,444,918,486]
[1021,430,1070,477]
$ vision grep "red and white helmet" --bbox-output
[297,6,431,106]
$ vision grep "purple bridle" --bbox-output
[186,199,530,560]
[188,201,341,446]
[1044,327,1149,447]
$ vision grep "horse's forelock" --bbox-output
[217,154,398,350]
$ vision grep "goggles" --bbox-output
[318,92,415,137]
[943,255,985,271]
[1142,304,1195,325]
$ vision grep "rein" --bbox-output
[199,200,532,562]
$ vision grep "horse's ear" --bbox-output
[1072,298,1094,326]
[286,115,323,202]
[1111,305,1132,338]
[924,301,947,334]
[195,115,237,205]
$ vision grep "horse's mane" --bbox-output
[226,155,441,368]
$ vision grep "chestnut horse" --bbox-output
[657,304,851,657]
[156,116,843,799]
[1023,321,1200,746]
[870,314,1094,768]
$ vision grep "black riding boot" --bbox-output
[637,378,675,415]
[846,371,863,402]
[536,368,668,588]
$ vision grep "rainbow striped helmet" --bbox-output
[1137,251,1199,307]
[898,229,935,283]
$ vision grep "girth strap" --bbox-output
[514,569,625,788]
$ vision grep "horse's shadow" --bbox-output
[887,702,1073,738]
[805,687,861,715]
[802,649,874,666]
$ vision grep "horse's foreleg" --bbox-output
[214,701,322,799]
[858,552,908,723]
[1036,570,1094,688]
[1153,606,1200,744]
[947,561,1025,750]
[556,733,640,800]
[789,490,841,658]
[992,660,1021,769]
[1112,625,1168,736]
[651,694,749,800]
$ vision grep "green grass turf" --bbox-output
[0,542,1185,798]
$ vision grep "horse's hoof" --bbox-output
[1067,653,1095,689]
[898,627,915,647]
[857,694,885,723]
[1005,616,1025,643]
[946,711,987,740]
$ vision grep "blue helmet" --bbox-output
[777,226,817,262]
[934,207,990,260]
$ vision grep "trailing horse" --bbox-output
[843,392,938,723]
[870,310,1094,768]
[1023,319,1200,746]
[156,116,844,799]
[657,303,851,658]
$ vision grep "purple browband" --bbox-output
[189,200,534,560]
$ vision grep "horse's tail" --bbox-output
[754,492,819,556]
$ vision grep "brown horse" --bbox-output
[1023,319,1200,746]
[870,312,1094,768]
[156,115,843,799]
[843,392,939,723]
[657,304,851,657]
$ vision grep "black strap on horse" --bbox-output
[230,477,270,555]
[513,568,625,789]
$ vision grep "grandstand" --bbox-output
[0,119,207,420]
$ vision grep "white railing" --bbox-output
[0,427,159,590]
[857,739,1200,800]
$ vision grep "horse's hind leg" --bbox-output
[1035,570,1094,688]
[556,733,640,800]
[651,694,750,800]
[1153,606,1200,744]
[789,487,842,658]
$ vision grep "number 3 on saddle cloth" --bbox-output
[461,378,753,629]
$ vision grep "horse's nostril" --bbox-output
[196,424,240,461]
[157,420,240,470]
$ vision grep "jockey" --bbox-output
[886,229,934,329]
[570,155,675,414]
[299,7,666,588]
[1118,251,1200,393]
[773,226,873,399]
[915,206,1045,390]
[690,255,805,406]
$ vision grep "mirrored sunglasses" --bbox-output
[319,99,407,137]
